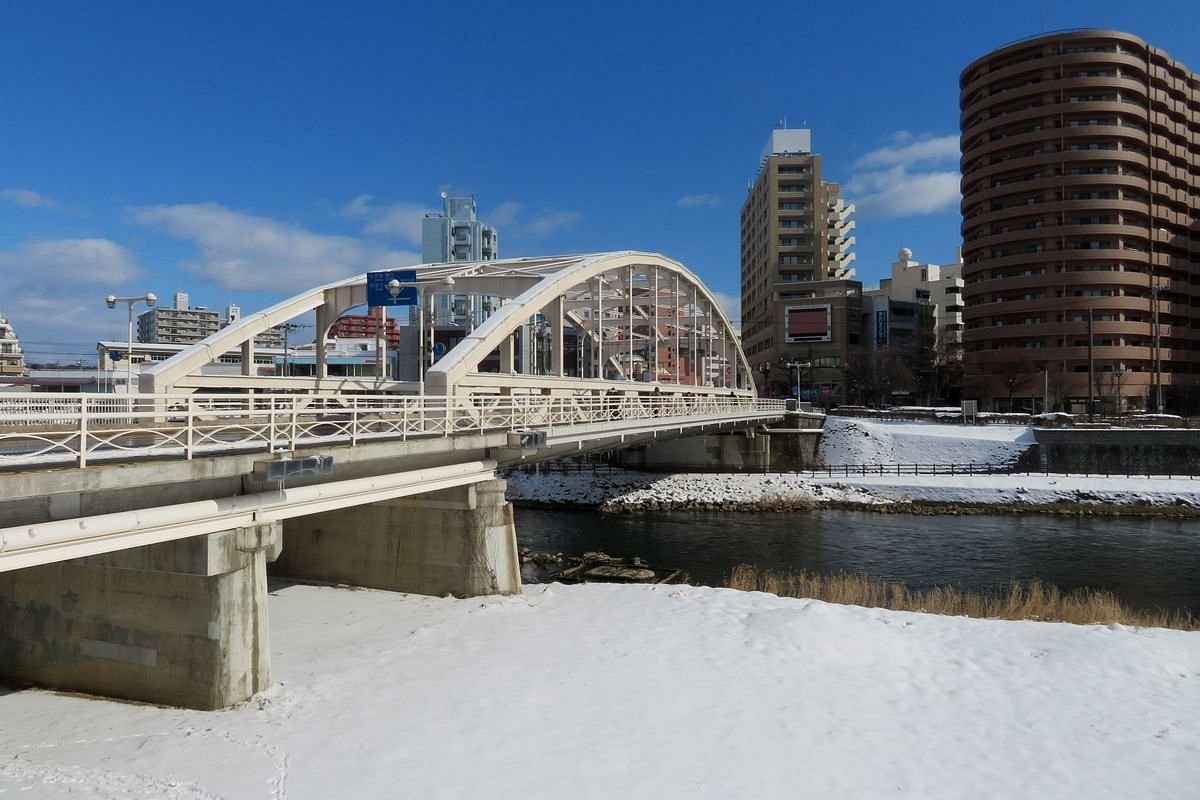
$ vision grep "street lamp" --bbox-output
[105,292,156,394]
[418,276,456,396]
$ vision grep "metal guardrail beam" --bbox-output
[0,392,788,469]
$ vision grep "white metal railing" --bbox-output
[0,392,788,469]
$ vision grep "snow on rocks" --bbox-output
[504,468,889,510]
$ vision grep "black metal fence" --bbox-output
[507,458,1200,480]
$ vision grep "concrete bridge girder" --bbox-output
[0,404,780,707]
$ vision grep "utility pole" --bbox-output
[1087,308,1095,422]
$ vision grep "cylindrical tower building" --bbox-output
[959,29,1199,414]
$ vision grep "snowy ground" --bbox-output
[4,416,1198,798]
[1,582,1197,799]
[504,416,1200,510]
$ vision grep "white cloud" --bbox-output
[845,132,961,219]
[487,201,522,227]
[340,196,436,245]
[0,239,145,356]
[360,202,433,243]
[132,202,418,292]
[846,167,961,218]
[0,239,141,285]
[341,194,374,218]
[853,134,960,170]
[710,290,741,334]
[1,188,60,209]
[676,193,721,209]
[524,210,583,237]
[479,201,584,240]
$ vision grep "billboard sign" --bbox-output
[785,304,832,343]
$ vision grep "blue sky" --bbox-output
[1,0,1196,363]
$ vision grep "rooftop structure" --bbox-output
[0,313,28,377]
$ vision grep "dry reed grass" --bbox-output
[727,565,1197,631]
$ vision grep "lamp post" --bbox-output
[1039,366,1048,414]
[105,292,156,394]
[787,361,811,402]
[417,276,456,396]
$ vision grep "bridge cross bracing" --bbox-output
[140,251,755,398]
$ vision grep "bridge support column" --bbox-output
[616,431,773,471]
[0,523,278,710]
[274,478,520,597]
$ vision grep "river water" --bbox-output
[513,508,1200,616]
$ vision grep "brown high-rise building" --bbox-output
[740,128,858,401]
[959,29,1199,414]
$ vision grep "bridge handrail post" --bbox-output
[268,399,277,452]
[77,395,88,468]
[186,395,194,460]
[351,397,359,446]
[290,396,299,449]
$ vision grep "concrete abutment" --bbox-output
[0,477,521,708]
[0,523,278,710]
[273,478,521,597]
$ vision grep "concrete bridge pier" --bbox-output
[0,523,279,710]
[273,478,521,597]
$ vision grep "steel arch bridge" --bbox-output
[142,251,755,399]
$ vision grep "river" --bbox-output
[513,507,1200,616]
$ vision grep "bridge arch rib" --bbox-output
[143,251,755,397]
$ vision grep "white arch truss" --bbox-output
[143,251,754,398]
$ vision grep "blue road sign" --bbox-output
[366,269,418,306]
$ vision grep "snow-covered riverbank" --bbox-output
[504,416,1200,512]
[504,467,1200,512]
[2,582,1197,798]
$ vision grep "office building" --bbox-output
[420,194,500,329]
[329,313,400,348]
[422,195,499,263]
[137,292,220,344]
[959,29,1200,413]
[871,248,965,350]
[136,295,286,348]
[740,127,860,402]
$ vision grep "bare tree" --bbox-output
[844,346,913,408]
[989,349,1034,412]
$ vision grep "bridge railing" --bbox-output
[0,392,787,469]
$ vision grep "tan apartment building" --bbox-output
[740,128,859,401]
[959,29,1200,414]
